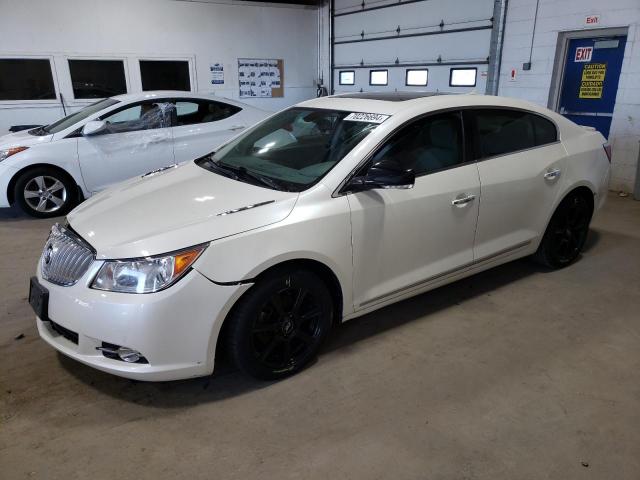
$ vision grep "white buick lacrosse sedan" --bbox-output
[30,92,610,381]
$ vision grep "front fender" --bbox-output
[193,188,355,316]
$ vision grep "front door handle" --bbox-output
[544,168,561,180]
[229,125,245,131]
[452,194,476,206]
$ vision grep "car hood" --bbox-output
[67,161,299,259]
[0,129,53,149]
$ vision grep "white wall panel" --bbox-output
[334,29,493,65]
[0,0,320,133]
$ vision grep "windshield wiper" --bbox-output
[214,160,284,191]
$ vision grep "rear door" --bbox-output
[468,108,566,259]
[171,99,246,163]
[349,111,481,309]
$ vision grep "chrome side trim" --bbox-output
[216,200,275,217]
[359,240,532,308]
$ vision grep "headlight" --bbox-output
[0,146,29,162]
[91,245,206,294]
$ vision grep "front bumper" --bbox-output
[35,262,251,381]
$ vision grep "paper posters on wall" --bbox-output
[238,58,284,98]
[579,63,606,99]
[210,63,224,85]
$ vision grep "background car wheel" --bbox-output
[534,191,593,269]
[14,167,77,218]
[227,268,334,380]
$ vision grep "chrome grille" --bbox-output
[41,224,94,286]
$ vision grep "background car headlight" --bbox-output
[0,146,29,162]
[91,245,206,293]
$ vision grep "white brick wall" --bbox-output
[498,0,640,192]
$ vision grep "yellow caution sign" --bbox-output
[579,63,606,99]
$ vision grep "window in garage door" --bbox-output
[0,59,56,100]
[68,59,127,99]
[406,69,428,87]
[140,60,191,91]
[467,109,558,159]
[450,68,477,87]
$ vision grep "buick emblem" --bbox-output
[44,244,54,265]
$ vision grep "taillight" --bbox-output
[603,143,612,163]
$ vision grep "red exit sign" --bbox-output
[585,15,600,25]
[575,46,593,62]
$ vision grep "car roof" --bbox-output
[109,90,246,106]
[335,91,449,102]
[297,92,567,120]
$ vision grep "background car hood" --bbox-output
[68,162,299,259]
[0,129,53,149]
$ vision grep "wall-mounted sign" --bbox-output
[585,15,600,26]
[579,63,606,99]
[210,63,224,85]
[238,59,284,98]
[575,46,593,62]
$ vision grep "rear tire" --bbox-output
[227,268,334,380]
[533,192,593,269]
[14,167,77,218]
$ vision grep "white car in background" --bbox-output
[29,92,610,382]
[0,91,268,217]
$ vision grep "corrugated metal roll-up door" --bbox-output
[331,0,496,94]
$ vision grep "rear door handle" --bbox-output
[452,194,476,206]
[229,125,245,131]
[544,168,561,180]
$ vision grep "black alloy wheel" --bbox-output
[227,269,333,380]
[534,193,593,268]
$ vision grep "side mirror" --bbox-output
[82,120,107,136]
[346,159,415,192]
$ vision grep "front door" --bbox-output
[558,35,627,138]
[77,100,175,192]
[348,111,480,309]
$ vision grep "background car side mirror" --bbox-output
[82,120,107,136]
[345,159,415,192]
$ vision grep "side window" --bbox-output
[532,115,557,146]
[101,101,173,133]
[370,112,464,176]
[175,100,241,126]
[470,109,555,159]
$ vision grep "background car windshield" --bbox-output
[43,98,119,134]
[211,108,380,190]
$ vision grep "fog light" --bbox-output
[96,343,148,364]
[117,347,141,363]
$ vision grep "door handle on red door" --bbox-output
[452,194,476,206]
[544,168,561,180]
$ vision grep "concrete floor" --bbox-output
[1,193,639,479]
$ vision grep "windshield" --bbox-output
[39,98,119,135]
[198,108,383,191]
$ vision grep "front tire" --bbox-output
[14,167,77,218]
[227,268,334,380]
[534,192,593,269]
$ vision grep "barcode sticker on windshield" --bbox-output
[344,112,390,123]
